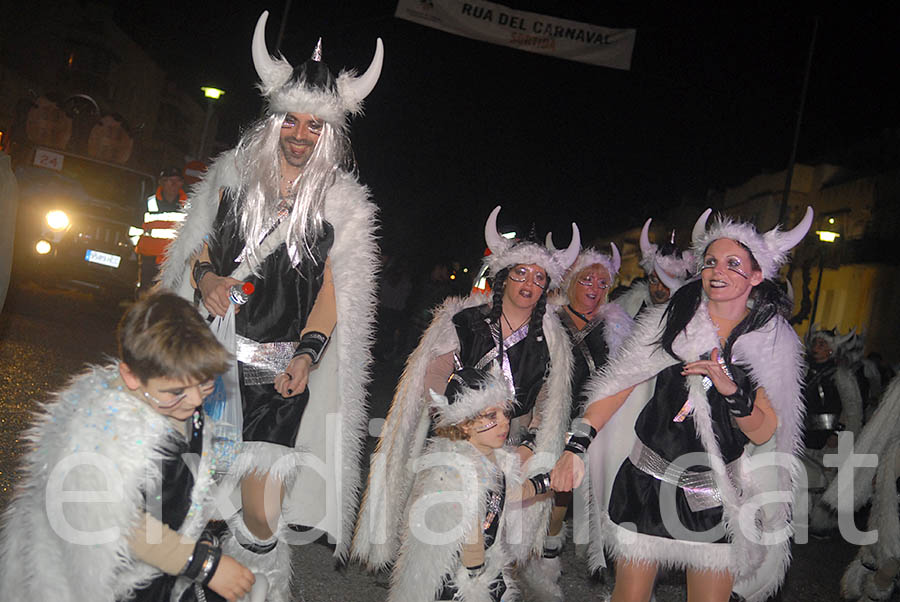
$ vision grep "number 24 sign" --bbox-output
[34,148,64,171]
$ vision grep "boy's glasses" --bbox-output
[143,380,216,409]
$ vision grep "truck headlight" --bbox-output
[46,210,70,231]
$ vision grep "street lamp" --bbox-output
[197,86,225,160]
[810,223,841,325]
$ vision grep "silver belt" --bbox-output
[806,413,840,431]
[629,439,740,512]
[235,335,298,385]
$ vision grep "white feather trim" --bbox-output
[353,295,573,568]
[431,365,513,428]
[612,281,653,319]
[160,154,378,561]
[482,242,570,287]
[386,439,518,602]
[0,364,219,601]
[579,299,805,602]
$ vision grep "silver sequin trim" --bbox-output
[629,439,741,512]
[806,412,840,431]
[235,335,299,385]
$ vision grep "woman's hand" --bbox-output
[681,348,738,396]
[275,354,313,398]
[550,450,585,492]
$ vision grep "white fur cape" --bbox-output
[352,294,573,570]
[0,364,218,602]
[612,280,653,319]
[159,149,378,559]
[821,374,900,515]
[387,438,524,602]
[580,301,805,602]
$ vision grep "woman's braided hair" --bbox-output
[488,266,551,368]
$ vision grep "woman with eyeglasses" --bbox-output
[353,205,580,572]
[520,245,635,598]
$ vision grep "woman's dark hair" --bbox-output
[657,243,791,362]
[488,265,551,364]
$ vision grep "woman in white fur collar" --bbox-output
[551,208,813,602]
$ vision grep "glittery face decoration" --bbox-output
[142,380,215,410]
[475,420,498,433]
[701,255,750,279]
[577,272,611,289]
[508,265,548,290]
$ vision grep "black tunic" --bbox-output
[558,308,610,420]
[124,411,226,602]
[802,359,843,449]
[206,192,334,446]
[437,475,508,601]
[608,363,750,543]
[452,305,550,419]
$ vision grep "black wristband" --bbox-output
[564,421,597,458]
[518,428,537,452]
[466,563,485,578]
[198,545,222,586]
[723,387,755,417]
[293,331,329,364]
[529,472,551,495]
[192,261,216,290]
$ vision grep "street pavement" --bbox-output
[0,281,866,600]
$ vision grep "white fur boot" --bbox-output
[517,531,564,601]
[841,547,877,599]
[224,515,293,602]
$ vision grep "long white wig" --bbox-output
[231,112,353,272]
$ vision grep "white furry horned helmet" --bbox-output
[562,244,621,293]
[691,206,814,280]
[639,218,695,293]
[430,365,513,429]
[251,11,384,125]
[482,205,580,286]
[808,325,857,356]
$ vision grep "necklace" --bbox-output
[502,312,528,333]
[567,304,592,324]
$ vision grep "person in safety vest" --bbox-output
[136,166,186,290]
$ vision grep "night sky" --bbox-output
[112,3,900,273]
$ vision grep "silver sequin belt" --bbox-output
[629,439,741,513]
[235,335,298,385]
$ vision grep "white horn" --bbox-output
[545,232,557,252]
[342,38,384,104]
[484,206,506,255]
[558,223,581,270]
[609,242,621,275]
[252,11,292,89]
[776,206,814,252]
[692,208,713,246]
[640,218,653,258]
[656,267,682,292]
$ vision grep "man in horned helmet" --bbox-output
[160,11,382,600]
[614,217,695,318]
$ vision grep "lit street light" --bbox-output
[197,86,225,160]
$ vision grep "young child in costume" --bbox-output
[0,292,255,602]
[388,366,555,602]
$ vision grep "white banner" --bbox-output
[395,0,635,70]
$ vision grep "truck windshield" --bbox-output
[16,147,153,223]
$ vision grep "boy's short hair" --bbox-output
[117,292,230,383]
